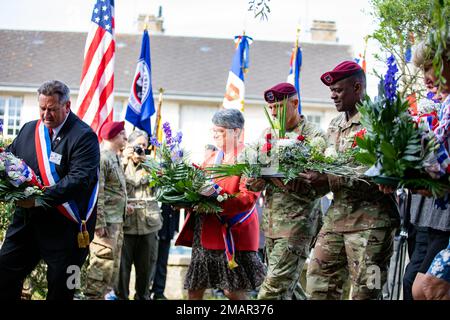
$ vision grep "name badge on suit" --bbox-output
[49,151,62,165]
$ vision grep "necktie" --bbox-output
[49,128,54,141]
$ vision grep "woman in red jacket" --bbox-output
[176,108,265,300]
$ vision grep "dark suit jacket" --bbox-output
[6,111,100,251]
[158,204,180,241]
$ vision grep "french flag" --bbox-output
[287,45,302,114]
[222,35,252,111]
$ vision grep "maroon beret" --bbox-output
[100,121,125,140]
[264,82,297,103]
[320,61,363,86]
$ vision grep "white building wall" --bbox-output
[21,94,40,124]
[178,103,219,163]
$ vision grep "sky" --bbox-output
[0,0,384,94]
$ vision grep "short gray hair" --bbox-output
[212,109,245,129]
[413,37,450,69]
[37,80,70,104]
[128,129,149,144]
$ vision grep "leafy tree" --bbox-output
[368,0,450,96]
[427,0,450,87]
[248,0,271,20]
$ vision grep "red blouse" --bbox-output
[175,150,260,251]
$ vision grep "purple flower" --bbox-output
[426,91,441,103]
[174,132,183,144]
[177,150,184,158]
[384,55,399,103]
[0,119,3,134]
[150,137,161,147]
[163,122,172,142]
[405,46,412,63]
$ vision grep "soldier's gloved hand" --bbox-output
[246,177,266,192]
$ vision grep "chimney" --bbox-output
[310,20,337,42]
[137,6,165,34]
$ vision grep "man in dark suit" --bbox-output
[0,80,100,300]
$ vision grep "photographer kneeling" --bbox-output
[116,130,162,300]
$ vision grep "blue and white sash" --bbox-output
[35,120,99,247]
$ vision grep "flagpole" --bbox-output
[295,27,300,49]
[151,88,164,157]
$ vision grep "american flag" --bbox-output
[75,0,115,137]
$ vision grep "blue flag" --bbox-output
[287,46,302,114]
[126,29,155,135]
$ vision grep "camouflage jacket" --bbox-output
[324,112,398,232]
[123,158,162,235]
[262,116,327,239]
[96,148,127,229]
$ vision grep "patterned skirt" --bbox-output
[427,239,450,283]
[183,214,266,292]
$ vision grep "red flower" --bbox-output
[352,128,367,148]
[297,135,305,142]
[261,143,272,153]
[265,133,272,141]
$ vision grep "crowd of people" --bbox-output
[0,34,449,301]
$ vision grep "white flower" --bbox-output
[217,193,229,203]
[309,137,327,152]
[24,187,36,197]
[285,132,299,139]
[240,144,259,164]
[7,171,20,180]
[417,98,440,115]
[275,138,297,148]
[324,147,338,159]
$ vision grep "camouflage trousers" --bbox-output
[306,227,395,300]
[257,237,311,300]
[84,222,124,299]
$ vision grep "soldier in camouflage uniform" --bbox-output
[116,129,162,300]
[305,61,399,300]
[84,121,129,300]
[247,83,328,300]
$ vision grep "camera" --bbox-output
[133,145,145,156]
